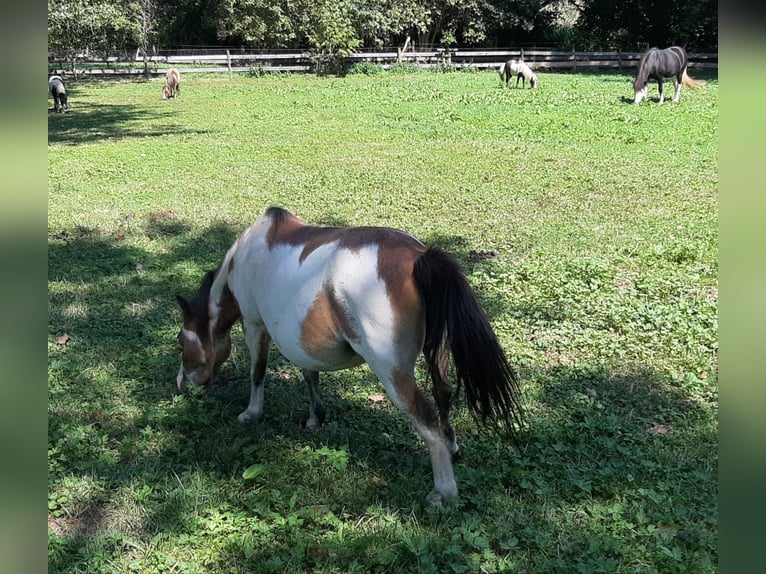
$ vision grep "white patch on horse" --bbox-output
[182,328,203,347]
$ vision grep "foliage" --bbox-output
[48,69,717,573]
[346,61,384,75]
[48,0,138,61]
[388,61,422,74]
[576,0,718,51]
[48,0,718,55]
[306,0,362,74]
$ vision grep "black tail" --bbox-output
[413,247,524,439]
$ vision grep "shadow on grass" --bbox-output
[47,218,716,573]
[47,102,211,146]
[49,357,717,571]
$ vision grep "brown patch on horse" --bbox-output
[265,207,426,265]
[393,370,440,429]
[300,285,359,362]
[377,244,426,353]
[214,283,241,335]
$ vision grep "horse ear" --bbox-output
[176,295,191,317]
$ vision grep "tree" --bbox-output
[306,0,361,58]
[130,0,160,75]
[48,1,136,68]
[575,0,717,51]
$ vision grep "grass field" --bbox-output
[48,68,718,573]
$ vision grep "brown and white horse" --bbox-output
[163,68,181,99]
[175,207,523,506]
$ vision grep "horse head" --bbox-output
[175,271,234,390]
[633,85,648,104]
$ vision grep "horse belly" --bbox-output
[271,330,364,372]
[243,245,367,371]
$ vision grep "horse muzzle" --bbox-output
[176,363,211,391]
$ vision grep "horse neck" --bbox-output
[208,251,241,336]
[634,54,653,89]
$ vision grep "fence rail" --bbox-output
[48,48,718,77]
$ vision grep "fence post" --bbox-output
[572,46,576,71]
[226,50,232,78]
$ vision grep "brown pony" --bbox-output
[175,207,524,506]
[163,68,181,99]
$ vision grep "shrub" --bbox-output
[347,61,383,76]
[388,61,420,74]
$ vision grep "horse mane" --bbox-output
[633,48,657,90]
[265,206,293,226]
[188,268,219,342]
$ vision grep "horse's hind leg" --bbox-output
[672,75,682,102]
[301,369,325,429]
[238,324,271,423]
[426,346,458,454]
[368,358,458,506]
[657,79,665,104]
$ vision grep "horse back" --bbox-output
[229,208,427,367]
[167,68,180,85]
[49,76,65,94]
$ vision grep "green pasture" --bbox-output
[48,68,718,573]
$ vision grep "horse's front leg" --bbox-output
[301,369,325,429]
[657,79,665,104]
[238,324,271,424]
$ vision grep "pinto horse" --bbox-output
[175,207,523,506]
[633,46,705,104]
[163,68,181,99]
[49,75,68,112]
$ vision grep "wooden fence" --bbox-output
[48,48,718,77]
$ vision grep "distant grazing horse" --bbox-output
[633,46,705,104]
[163,68,181,99]
[499,59,538,89]
[49,75,68,112]
[175,207,524,506]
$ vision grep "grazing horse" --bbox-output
[500,59,538,89]
[633,46,705,104]
[49,75,68,112]
[163,68,181,99]
[175,207,523,506]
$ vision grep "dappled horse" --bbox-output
[163,68,181,99]
[633,46,704,104]
[175,207,524,506]
[49,75,68,112]
[499,59,538,89]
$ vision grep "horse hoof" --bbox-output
[425,489,458,508]
[237,410,261,424]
